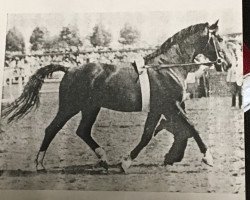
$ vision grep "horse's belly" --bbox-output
[103,105,142,112]
[98,88,142,112]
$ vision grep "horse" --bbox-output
[3,20,229,172]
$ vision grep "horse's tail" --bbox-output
[2,64,69,123]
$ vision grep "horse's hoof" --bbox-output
[118,163,126,173]
[35,159,46,172]
[164,160,174,166]
[202,149,214,167]
[121,157,132,174]
[98,160,109,171]
[164,156,174,166]
[36,164,47,173]
[36,165,47,172]
[164,154,181,166]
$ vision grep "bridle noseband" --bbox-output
[206,30,224,66]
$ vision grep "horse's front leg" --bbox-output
[121,112,161,173]
[192,130,213,167]
[175,101,213,166]
[155,123,212,166]
[162,108,213,167]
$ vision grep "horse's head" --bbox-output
[198,20,233,72]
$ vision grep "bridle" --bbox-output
[205,29,224,66]
[144,29,224,70]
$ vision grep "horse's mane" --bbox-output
[144,23,208,64]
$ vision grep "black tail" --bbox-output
[2,64,69,123]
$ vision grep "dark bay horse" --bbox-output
[3,21,228,172]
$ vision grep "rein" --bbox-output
[145,60,216,69]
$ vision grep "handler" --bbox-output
[226,45,243,109]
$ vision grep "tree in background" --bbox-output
[6,27,25,52]
[43,35,56,51]
[29,27,49,51]
[118,23,140,46]
[89,24,112,47]
[58,25,83,50]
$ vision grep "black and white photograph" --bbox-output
[0,0,244,199]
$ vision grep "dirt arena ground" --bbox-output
[0,83,244,193]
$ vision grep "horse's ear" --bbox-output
[209,20,219,32]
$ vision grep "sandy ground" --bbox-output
[0,87,245,193]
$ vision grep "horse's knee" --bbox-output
[44,124,57,134]
[76,128,86,138]
[173,116,195,139]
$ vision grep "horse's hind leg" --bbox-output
[36,109,77,171]
[121,112,161,172]
[76,108,108,170]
